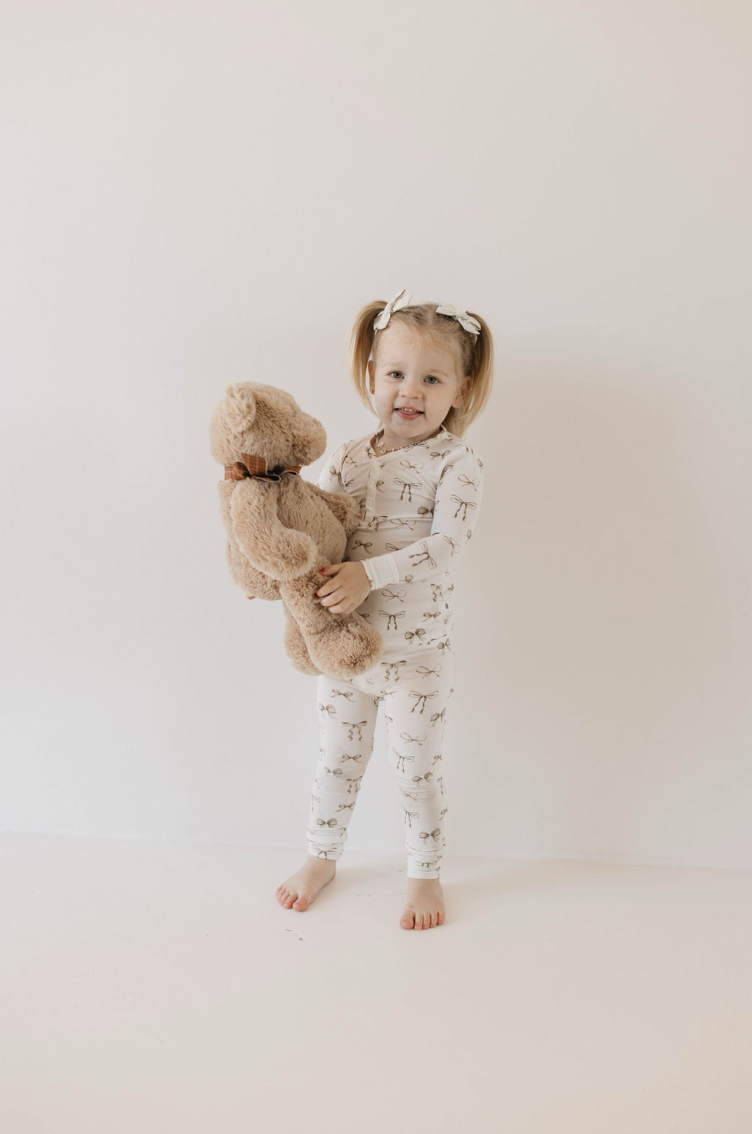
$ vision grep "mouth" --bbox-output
[395,408,423,420]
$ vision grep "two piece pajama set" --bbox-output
[307,423,484,879]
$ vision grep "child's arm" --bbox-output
[316,441,348,493]
[362,446,484,587]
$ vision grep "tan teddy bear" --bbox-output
[210,382,384,680]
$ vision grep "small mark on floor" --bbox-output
[285,928,305,942]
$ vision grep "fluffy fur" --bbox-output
[210,382,384,679]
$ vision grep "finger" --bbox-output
[328,600,353,614]
[320,590,345,607]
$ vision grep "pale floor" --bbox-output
[2,833,751,1134]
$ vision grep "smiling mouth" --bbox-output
[396,408,423,417]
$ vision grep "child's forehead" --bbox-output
[376,325,458,371]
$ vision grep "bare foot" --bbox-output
[400,877,445,930]
[277,855,337,911]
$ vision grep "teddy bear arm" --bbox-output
[230,479,318,579]
[308,485,363,536]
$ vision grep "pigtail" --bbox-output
[442,310,494,438]
[346,300,386,415]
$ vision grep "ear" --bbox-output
[221,383,257,431]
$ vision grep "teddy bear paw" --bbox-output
[306,616,384,681]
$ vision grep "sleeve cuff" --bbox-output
[362,554,400,589]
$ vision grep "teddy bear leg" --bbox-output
[282,600,322,676]
[279,568,384,681]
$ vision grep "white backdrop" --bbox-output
[1,1,750,868]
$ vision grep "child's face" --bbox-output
[367,324,469,448]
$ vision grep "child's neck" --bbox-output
[373,424,443,455]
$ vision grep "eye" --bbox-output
[388,371,402,379]
[425,376,440,385]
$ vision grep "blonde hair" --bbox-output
[346,299,494,438]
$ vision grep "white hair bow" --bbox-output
[435,304,481,335]
[373,287,413,331]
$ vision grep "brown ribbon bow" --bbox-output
[224,452,303,483]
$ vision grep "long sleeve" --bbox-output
[317,442,348,492]
[361,445,484,588]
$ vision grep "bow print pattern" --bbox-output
[307,656,453,878]
[394,478,420,502]
[394,749,416,774]
[309,426,482,878]
[379,609,406,630]
[409,689,439,714]
[409,542,437,569]
[419,828,442,843]
[450,496,477,521]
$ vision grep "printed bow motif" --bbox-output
[394,477,419,502]
[435,304,481,335]
[379,609,406,630]
[450,495,477,520]
[409,689,439,713]
[374,287,413,331]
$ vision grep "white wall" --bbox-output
[1,1,750,868]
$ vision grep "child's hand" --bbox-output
[315,562,371,614]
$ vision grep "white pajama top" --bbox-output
[317,424,484,655]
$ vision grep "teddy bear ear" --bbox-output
[221,383,257,432]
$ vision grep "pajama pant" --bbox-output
[306,644,454,879]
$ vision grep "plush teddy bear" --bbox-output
[210,382,384,680]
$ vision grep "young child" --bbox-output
[276,288,494,929]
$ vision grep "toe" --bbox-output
[292,893,310,910]
[400,909,415,929]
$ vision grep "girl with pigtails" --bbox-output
[276,288,494,930]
